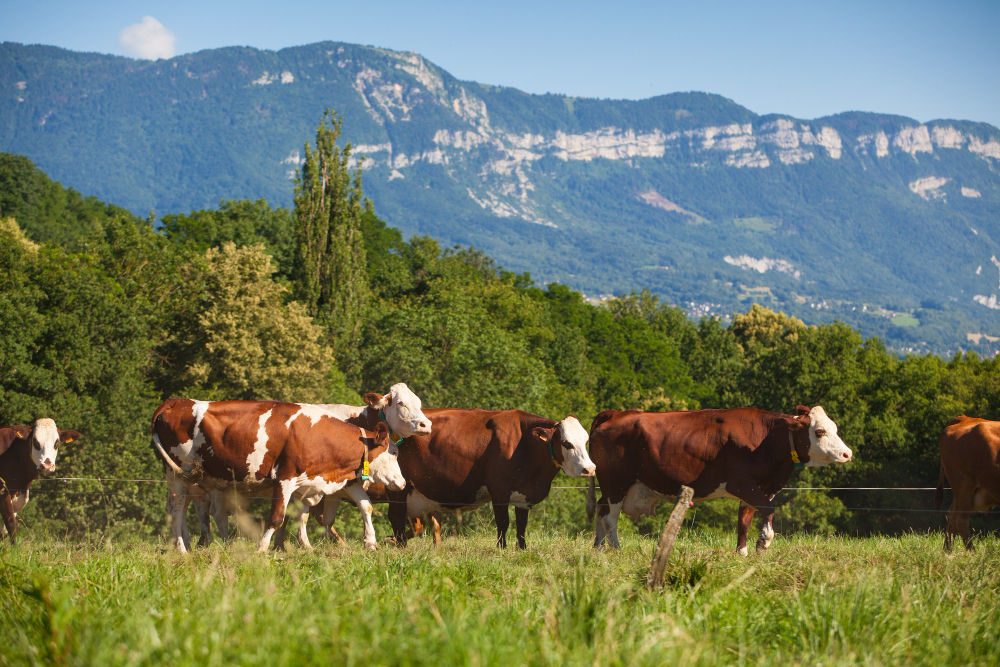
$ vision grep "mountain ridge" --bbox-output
[2,40,999,354]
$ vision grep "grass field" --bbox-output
[1,529,998,666]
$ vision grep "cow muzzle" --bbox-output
[41,460,56,472]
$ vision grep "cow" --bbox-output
[935,415,1000,551]
[151,399,405,552]
[375,408,595,549]
[196,384,432,549]
[588,405,852,555]
[0,419,81,543]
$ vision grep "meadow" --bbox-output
[1,525,998,666]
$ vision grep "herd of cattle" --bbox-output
[2,383,999,553]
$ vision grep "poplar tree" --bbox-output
[293,109,370,380]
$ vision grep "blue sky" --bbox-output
[3,0,998,127]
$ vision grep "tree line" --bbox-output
[0,110,997,540]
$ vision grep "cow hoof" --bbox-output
[737,546,749,557]
[364,541,377,551]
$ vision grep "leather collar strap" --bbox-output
[788,432,805,468]
[378,412,405,446]
[550,443,560,468]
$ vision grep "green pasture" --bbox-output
[1,529,998,666]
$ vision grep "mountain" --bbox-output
[2,41,999,354]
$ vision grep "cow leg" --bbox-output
[387,489,410,547]
[195,496,213,547]
[345,484,378,550]
[493,501,510,548]
[430,513,442,546]
[594,496,623,549]
[259,482,291,553]
[1,493,17,544]
[946,493,974,552]
[164,472,189,553]
[755,511,776,553]
[296,509,313,550]
[408,516,424,539]
[322,497,346,545]
[210,490,231,542]
[736,502,756,557]
[515,507,529,550]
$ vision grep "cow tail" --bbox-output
[151,414,183,476]
[585,476,597,524]
[935,462,946,511]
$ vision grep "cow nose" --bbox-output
[43,460,55,471]
[583,466,596,477]
[843,451,852,461]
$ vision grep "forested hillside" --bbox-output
[1,136,997,540]
[2,41,999,354]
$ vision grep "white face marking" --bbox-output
[369,441,405,490]
[245,409,273,482]
[385,383,431,438]
[29,418,60,471]
[805,406,853,466]
[622,481,667,519]
[284,403,332,428]
[556,417,596,477]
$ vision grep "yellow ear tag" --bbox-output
[65,437,75,443]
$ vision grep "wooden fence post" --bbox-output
[647,485,694,591]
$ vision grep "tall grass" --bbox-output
[1,529,997,665]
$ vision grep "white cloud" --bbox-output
[119,16,176,60]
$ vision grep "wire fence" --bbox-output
[17,477,996,515]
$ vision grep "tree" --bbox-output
[293,110,370,380]
[163,242,351,403]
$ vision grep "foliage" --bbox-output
[159,242,347,403]
[293,109,370,382]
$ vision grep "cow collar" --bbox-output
[550,442,561,469]
[788,432,805,468]
[358,428,371,485]
[377,411,405,447]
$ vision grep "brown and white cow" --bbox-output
[588,406,852,555]
[0,419,81,543]
[379,408,595,549]
[151,399,404,552]
[195,383,431,549]
[935,415,1000,551]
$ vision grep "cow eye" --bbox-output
[33,441,41,449]
[815,429,827,437]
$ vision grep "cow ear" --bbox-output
[373,422,390,443]
[532,426,552,442]
[384,393,393,406]
[0,425,30,456]
[796,405,810,417]
[60,430,82,444]
[781,415,807,431]
[363,392,384,408]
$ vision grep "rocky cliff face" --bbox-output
[2,41,998,352]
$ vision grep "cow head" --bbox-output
[25,418,81,473]
[786,405,852,466]
[368,422,406,491]
[533,415,596,477]
[364,383,431,438]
